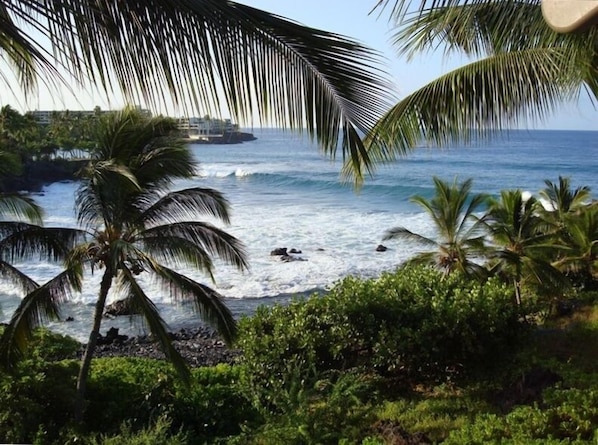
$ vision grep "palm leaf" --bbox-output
[0,225,86,263]
[0,267,82,368]
[383,226,438,247]
[150,264,237,345]
[5,0,393,184]
[140,222,249,272]
[140,187,233,226]
[0,259,38,294]
[366,47,584,160]
[0,194,43,224]
[116,267,190,385]
[391,0,592,58]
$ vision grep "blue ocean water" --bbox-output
[0,128,596,340]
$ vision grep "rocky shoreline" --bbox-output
[80,326,241,367]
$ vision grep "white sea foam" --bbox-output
[2,129,596,341]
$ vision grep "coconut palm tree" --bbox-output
[482,189,568,305]
[383,177,489,278]
[553,203,598,289]
[1,0,395,183]
[0,107,249,422]
[365,0,597,160]
[539,176,591,227]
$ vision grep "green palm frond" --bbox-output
[0,259,38,295]
[0,225,85,263]
[391,0,590,58]
[75,160,140,228]
[4,1,393,184]
[0,267,82,368]
[383,226,438,246]
[117,268,190,385]
[141,222,249,272]
[140,188,233,226]
[0,194,43,224]
[366,47,584,160]
[150,265,237,345]
[540,176,591,214]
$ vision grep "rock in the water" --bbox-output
[270,247,288,256]
[289,248,302,254]
[376,244,388,252]
[104,299,136,317]
[281,254,307,262]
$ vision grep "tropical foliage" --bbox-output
[483,189,569,304]
[1,0,394,183]
[0,107,249,422]
[383,176,488,277]
[382,176,596,304]
[365,0,597,161]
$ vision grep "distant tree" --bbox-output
[553,203,598,289]
[482,189,569,305]
[540,176,591,227]
[383,177,489,278]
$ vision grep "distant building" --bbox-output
[176,116,239,140]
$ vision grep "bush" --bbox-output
[86,359,257,442]
[237,266,528,412]
[0,328,81,443]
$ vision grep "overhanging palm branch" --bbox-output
[0,267,83,367]
[366,0,596,160]
[3,0,394,183]
[365,48,585,161]
[117,267,191,384]
[0,194,43,224]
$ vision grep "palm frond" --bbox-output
[5,0,394,184]
[0,259,38,294]
[150,265,237,345]
[0,226,86,263]
[383,226,438,246]
[75,160,140,228]
[141,222,249,272]
[117,267,190,385]
[365,47,584,160]
[391,0,591,59]
[0,266,82,368]
[0,194,43,224]
[140,187,233,226]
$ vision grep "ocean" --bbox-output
[0,128,596,341]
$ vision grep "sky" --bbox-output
[2,0,596,130]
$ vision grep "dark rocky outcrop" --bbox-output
[2,158,88,193]
[104,299,137,317]
[271,247,306,262]
[84,326,240,367]
[376,244,388,252]
[270,247,288,256]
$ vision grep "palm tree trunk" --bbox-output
[74,268,113,423]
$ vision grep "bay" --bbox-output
[1,128,596,341]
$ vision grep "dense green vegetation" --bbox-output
[1,265,598,444]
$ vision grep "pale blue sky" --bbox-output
[3,0,596,130]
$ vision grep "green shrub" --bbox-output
[237,266,527,412]
[444,388,598,444]
[232,371,377,445]
[0,359,79,444]
[86,358,257,442]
